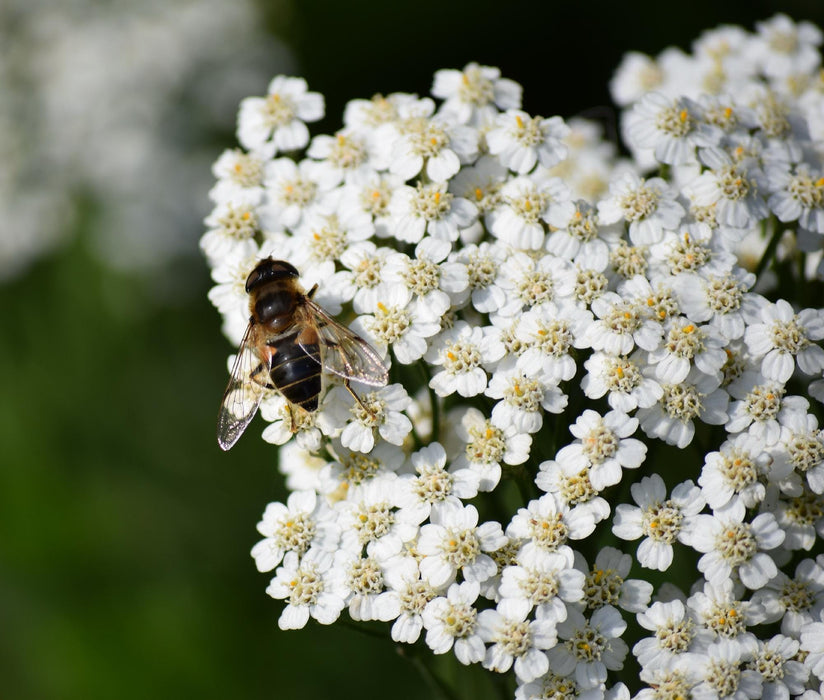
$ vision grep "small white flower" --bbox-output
[495,250,577,317]
[379,114,479,183]
[209,148,266,204]
[318,443,406,498]
[329,548,399,622]
[381,557,442,644]
[546,199,623,271]
[498,549,585,623]
[582,292,664,356]
[636,367,729,449]
[335,476,419,560]
[691,638,763,700]
[691,500,785,589]
[328,240,391,314]
[648,317,728,384]
[290,199,375,267]
[478,598,557,682]
[426,321,503,398]
[201,194,261,263]
[545,605,629,689]
[535,459,610,526]
[768,487,824,552]
[432,62,522,126]
[486,110,569,174]
[766,162,824,233]
[582,351,663,413]
[673,267,764,342]
[258,157,338,232]
[396,442,480,523]
[451,406,532,492]
[266,550,347,630]
[421,580,486,664]
[488,175,571,250]
[320,383,412,455]
[634,598,712,669]
[801,615,824,682]
[575,546,653,614]
[744,300,824,383]
[250,490,340,572]
[486,368,568,435]
[742,634,809,698]
[306,128,372,186]
[277,442,329,493]
[609,51,665,107]
[698,433,773,511]
[237,75,324,158]
[624,92,720,165]
[750,14,823,79]
[382,237,469,316]
[684,147,770,230]
[418,502,506,587]
[337,170,404,239]
[508,493,595,563]
[552,409,647,491]
[598,171,685,245]
[389,180,478,243]
[612,474,705,571]
[258,392,320,450]
[687,577,767,641]
[725,372,808,445]
[353,284,442,364]
[769,410,824,495]
[449,240,509,313]
[514,301,593,384]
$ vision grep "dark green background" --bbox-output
[3,1,823,698]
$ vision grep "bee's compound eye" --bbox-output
[245,259,300,292]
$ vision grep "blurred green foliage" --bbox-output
[0,239,436,699]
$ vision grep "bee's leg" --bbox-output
[250,363,275,390]
[344,379,374,416]
[306,283,319,299]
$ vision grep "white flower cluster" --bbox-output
[0,0,284,278]
[204,17,824,700]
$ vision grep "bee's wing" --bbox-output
[217,322,266,451]
[298,300,389,387]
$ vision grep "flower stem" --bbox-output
[418,359,441,444]
[398,645,460,700]
[754,218,783,279]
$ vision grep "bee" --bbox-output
[217,258,388,450]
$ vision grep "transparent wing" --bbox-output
[217,323,266,450]
[298,300,389,387]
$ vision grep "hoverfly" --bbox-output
[217,258,388,450]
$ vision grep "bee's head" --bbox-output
[245,258,300,293]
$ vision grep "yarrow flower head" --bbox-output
[204,24,824,698]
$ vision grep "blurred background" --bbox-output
[2,0,823,698]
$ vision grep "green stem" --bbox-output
[797,251,809,307]
[418,359,441,444]
[399,647,460,700]
[754,218,783,279]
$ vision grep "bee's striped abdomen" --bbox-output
[269,332,321,411]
